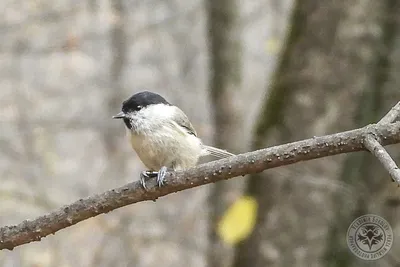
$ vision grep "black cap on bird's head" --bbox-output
[112,91,171,120]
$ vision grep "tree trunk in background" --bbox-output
[233,0,399,267]
[233,1,302,266]
[103,0,127,165]
[206,0,243,267]
[101,0,128,187]
[95,2,139,266]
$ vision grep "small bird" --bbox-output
[113,91,234,189]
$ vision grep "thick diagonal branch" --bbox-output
[1,122,400,251]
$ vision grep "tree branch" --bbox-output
[379,101,400,124]
[1,120,400,251]
[364,135,400,183]
[364,101,400,183]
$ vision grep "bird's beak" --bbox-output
[112,112,126,119]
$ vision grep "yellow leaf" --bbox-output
[217,196,258,245]
[265,38,281,54]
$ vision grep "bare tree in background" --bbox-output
[206,0,243,266]
[324,1,400,266]
[234,1,303,266]
[92,1,140,266]
[234,0,400,267]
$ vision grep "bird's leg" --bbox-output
[156,166,168,187]
[140,170,158,190]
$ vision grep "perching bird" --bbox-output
[113,91,234,189]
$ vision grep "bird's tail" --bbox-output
[202,145,235,159]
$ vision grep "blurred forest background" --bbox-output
[1,0,400,266]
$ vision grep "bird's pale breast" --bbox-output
[129,126,203,171]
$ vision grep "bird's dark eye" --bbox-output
[137,105,142,110]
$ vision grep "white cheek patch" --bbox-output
[140,104,176,120]
[132,105,177,132]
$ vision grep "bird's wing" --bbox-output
[170,106,198,136]
[202,145,235,158]
[170,107,234,158]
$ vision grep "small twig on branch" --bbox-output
[379,101,400,124]
[364,135,400,184]
[1,122,400,251]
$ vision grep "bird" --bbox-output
[112,91,234,189]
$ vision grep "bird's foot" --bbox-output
[140,170,158,190]
[156,166,168,187]
[139,166,169,189]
